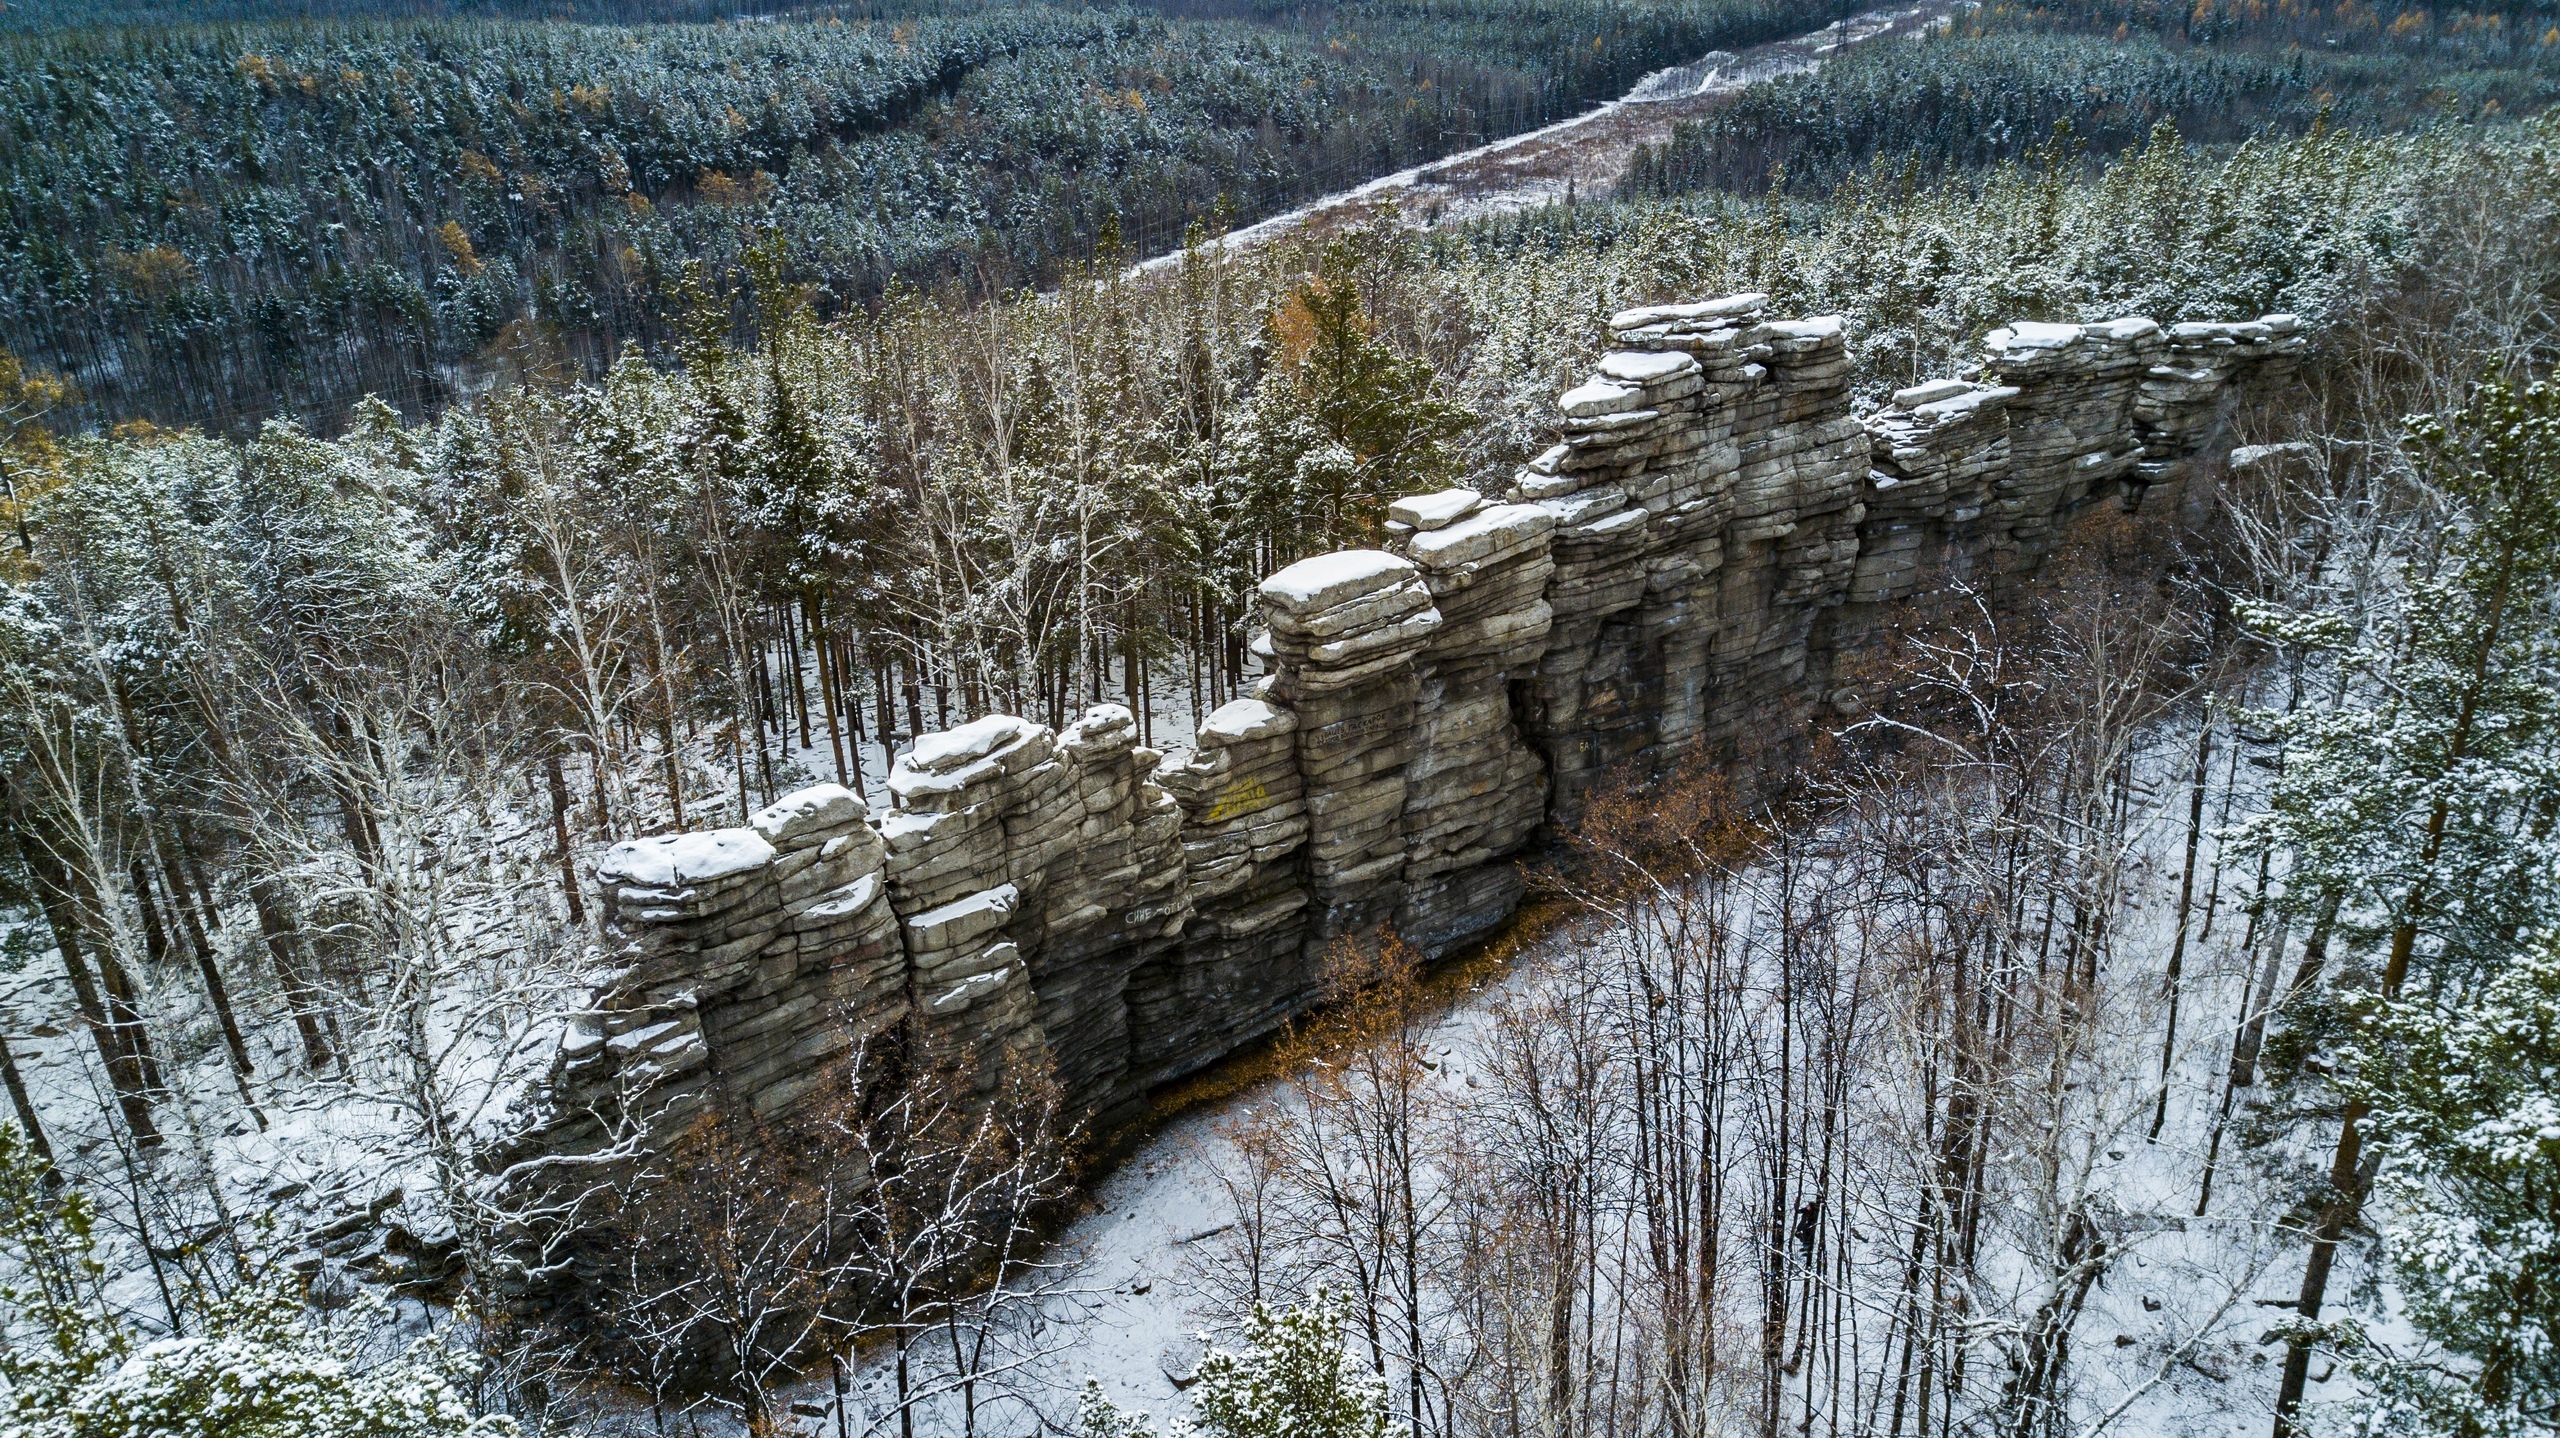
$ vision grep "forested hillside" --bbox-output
[0,0,1856,431]
[3,0,750,26]
[1623,0,2560,195]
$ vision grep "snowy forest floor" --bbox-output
[0,637,2410,1437]
[795,701,2398,1438]
[0,623,2398,1438]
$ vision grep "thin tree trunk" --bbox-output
[173,817,223,935]
[21,844,159,1143]
[155,846,256,1084]
[812,602,852,794]
[250,878,337,1075]
[129,858,172,967]
[546,754,587,927]
[2149,713,2214,1141]
[0,1032,56,1174]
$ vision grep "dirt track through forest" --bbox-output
[1130,0,1970,275]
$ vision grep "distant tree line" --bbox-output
[1621,0,2560,199]
[0,0,1863,434]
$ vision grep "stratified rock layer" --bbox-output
[502,300,2304,1167]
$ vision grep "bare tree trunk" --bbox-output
[250,878,338,1076]
[129,858,171,967]
[173,817,223,936]
[546,754,587,927]
[0,1032,56,1173]
[18,827,159,1143]
[2148,712,2214,1141]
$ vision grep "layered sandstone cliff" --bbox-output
[499,300,2302,1173]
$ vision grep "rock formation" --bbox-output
[499,298,2305,1184]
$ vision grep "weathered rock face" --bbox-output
[508,784,901,1170]
[503,299,2305,1166]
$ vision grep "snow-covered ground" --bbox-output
[782,708,2399,1438]
[5,640,2403,1438]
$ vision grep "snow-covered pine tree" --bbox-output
[1076,1288,1402,1438]
[2326,927,2560,1437]
[0,1122,512,1438]
[2240,367,2560,1434]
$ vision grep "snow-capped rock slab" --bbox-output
[1558,378,1645,418]
[2089,316,2161,341]
[1260,549,1418,615]
[927,964,1015,1016]
[1893,378,1973,409]
[1910,386,2015,424]
[1199,698,1298,746]
[1063,703,1137,746]
[904,883,1019,953]
[1406,503,1556,572]
[598,829,775,889]
[1987,321,2083,352]
[1388,488,1483,532]
[751,784,863,847]
[1598,350,1700,385]
[800,872,881,923]
[903,714,1040,775]
[1608,293,1766,330]
[1762,316,1845,345]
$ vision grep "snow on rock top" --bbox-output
[1064,703,1137,744]
[1987,321,2082,351]
[1260,549,1418,614]
[750,784,863,846]
[1598,350,1700,384]
[1558,378,1645,418]
[1609,293,1766,329]
[598,828,776,889]
[876,806,968,854]
[1893,379,1974,409]
[1911,386,2016,423]
[1407,503,1557,571]
[902,714,1039,775]
[2090,316,2161,341]
[1388,488,1483,532]
[1763,315,1844,341]
[1199,698,1298,746]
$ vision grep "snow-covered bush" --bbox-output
[1076,1288,1401,1438]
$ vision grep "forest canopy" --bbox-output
[0,0,1862,431]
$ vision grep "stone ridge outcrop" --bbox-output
[501,299,2303,1166]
